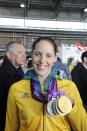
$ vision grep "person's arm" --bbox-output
[5,85,19,131]
[66,81,87,131]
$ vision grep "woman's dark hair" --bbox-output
[32,36,57,55]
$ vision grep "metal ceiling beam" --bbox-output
[0,27,87,38]
[24,0,31,17]
[49,0,62,19]
[0,0,23,3]
[61,2,86,8]
[80,12,87,21]
[30,0,52,6]
[54,0,63,19]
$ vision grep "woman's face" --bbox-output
[32,40,57,78]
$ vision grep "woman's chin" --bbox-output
[36,70,47,76]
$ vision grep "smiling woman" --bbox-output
[5,37,87,131]
[32,37,57,81]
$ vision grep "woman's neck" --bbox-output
[35,69,52,84]
[37,76,47,84]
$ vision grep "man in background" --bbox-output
[71,51,87,111]
[0,41,26,131]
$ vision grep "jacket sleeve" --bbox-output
[66,81,87,131]
[5,85,19,131]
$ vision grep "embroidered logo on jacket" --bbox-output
[21,92,29,98]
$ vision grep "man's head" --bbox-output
[81,51,87,66]
[6,41,26,68]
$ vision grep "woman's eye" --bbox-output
[35,53,40,56]
[47,55,52,58]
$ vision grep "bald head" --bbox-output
[6,41,22,53]
[6,41,26,68]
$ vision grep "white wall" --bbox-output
[58,44,87,63]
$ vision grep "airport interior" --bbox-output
[0,0,87,57]
[0,1,87,131]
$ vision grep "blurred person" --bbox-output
[0,56,3,66]
[5,37,87,131]
[22,57,33,73]
[54,57,71,80]
[0,41,26,131]
[27,58,33,70]
[67,57,75,72]
[75,59,80,66]
[71,51,87,111]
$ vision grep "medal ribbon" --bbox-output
[25,67,65,103]
[30,78,65,104]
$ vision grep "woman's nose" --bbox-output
[40,56,46,62]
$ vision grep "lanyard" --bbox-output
[30,78,65,104]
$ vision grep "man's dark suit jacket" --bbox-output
[0,58,24,131]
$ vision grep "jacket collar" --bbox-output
[2,58,24,78]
